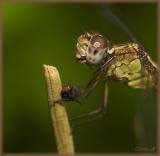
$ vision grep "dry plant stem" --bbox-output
[43,65,75,155]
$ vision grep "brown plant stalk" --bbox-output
[43,65,75,154]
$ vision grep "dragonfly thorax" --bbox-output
[76,32,109,65]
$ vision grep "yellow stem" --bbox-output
[43,64,75,155]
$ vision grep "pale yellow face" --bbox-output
[76,32,109,65]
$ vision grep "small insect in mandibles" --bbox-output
[61,31,158,127]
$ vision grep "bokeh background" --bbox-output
[3,2,157,153]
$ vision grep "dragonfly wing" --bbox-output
[100,5,157,151]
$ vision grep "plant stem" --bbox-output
[43,64,75,154]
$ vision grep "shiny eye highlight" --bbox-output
[91,35,107,49]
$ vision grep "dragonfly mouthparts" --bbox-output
[76,55,86,64]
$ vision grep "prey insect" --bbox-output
[61,31,158,126]
[61,85,83,104]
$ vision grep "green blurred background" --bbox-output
[3,3,157,153]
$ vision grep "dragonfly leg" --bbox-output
[61,68,103,102]
[70,80,108,130]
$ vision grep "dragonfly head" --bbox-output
[76,32,109,65]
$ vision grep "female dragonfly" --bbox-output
[61,31,158,126]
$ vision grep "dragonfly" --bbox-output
[60,6,158,132]
[61,31,158,126]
